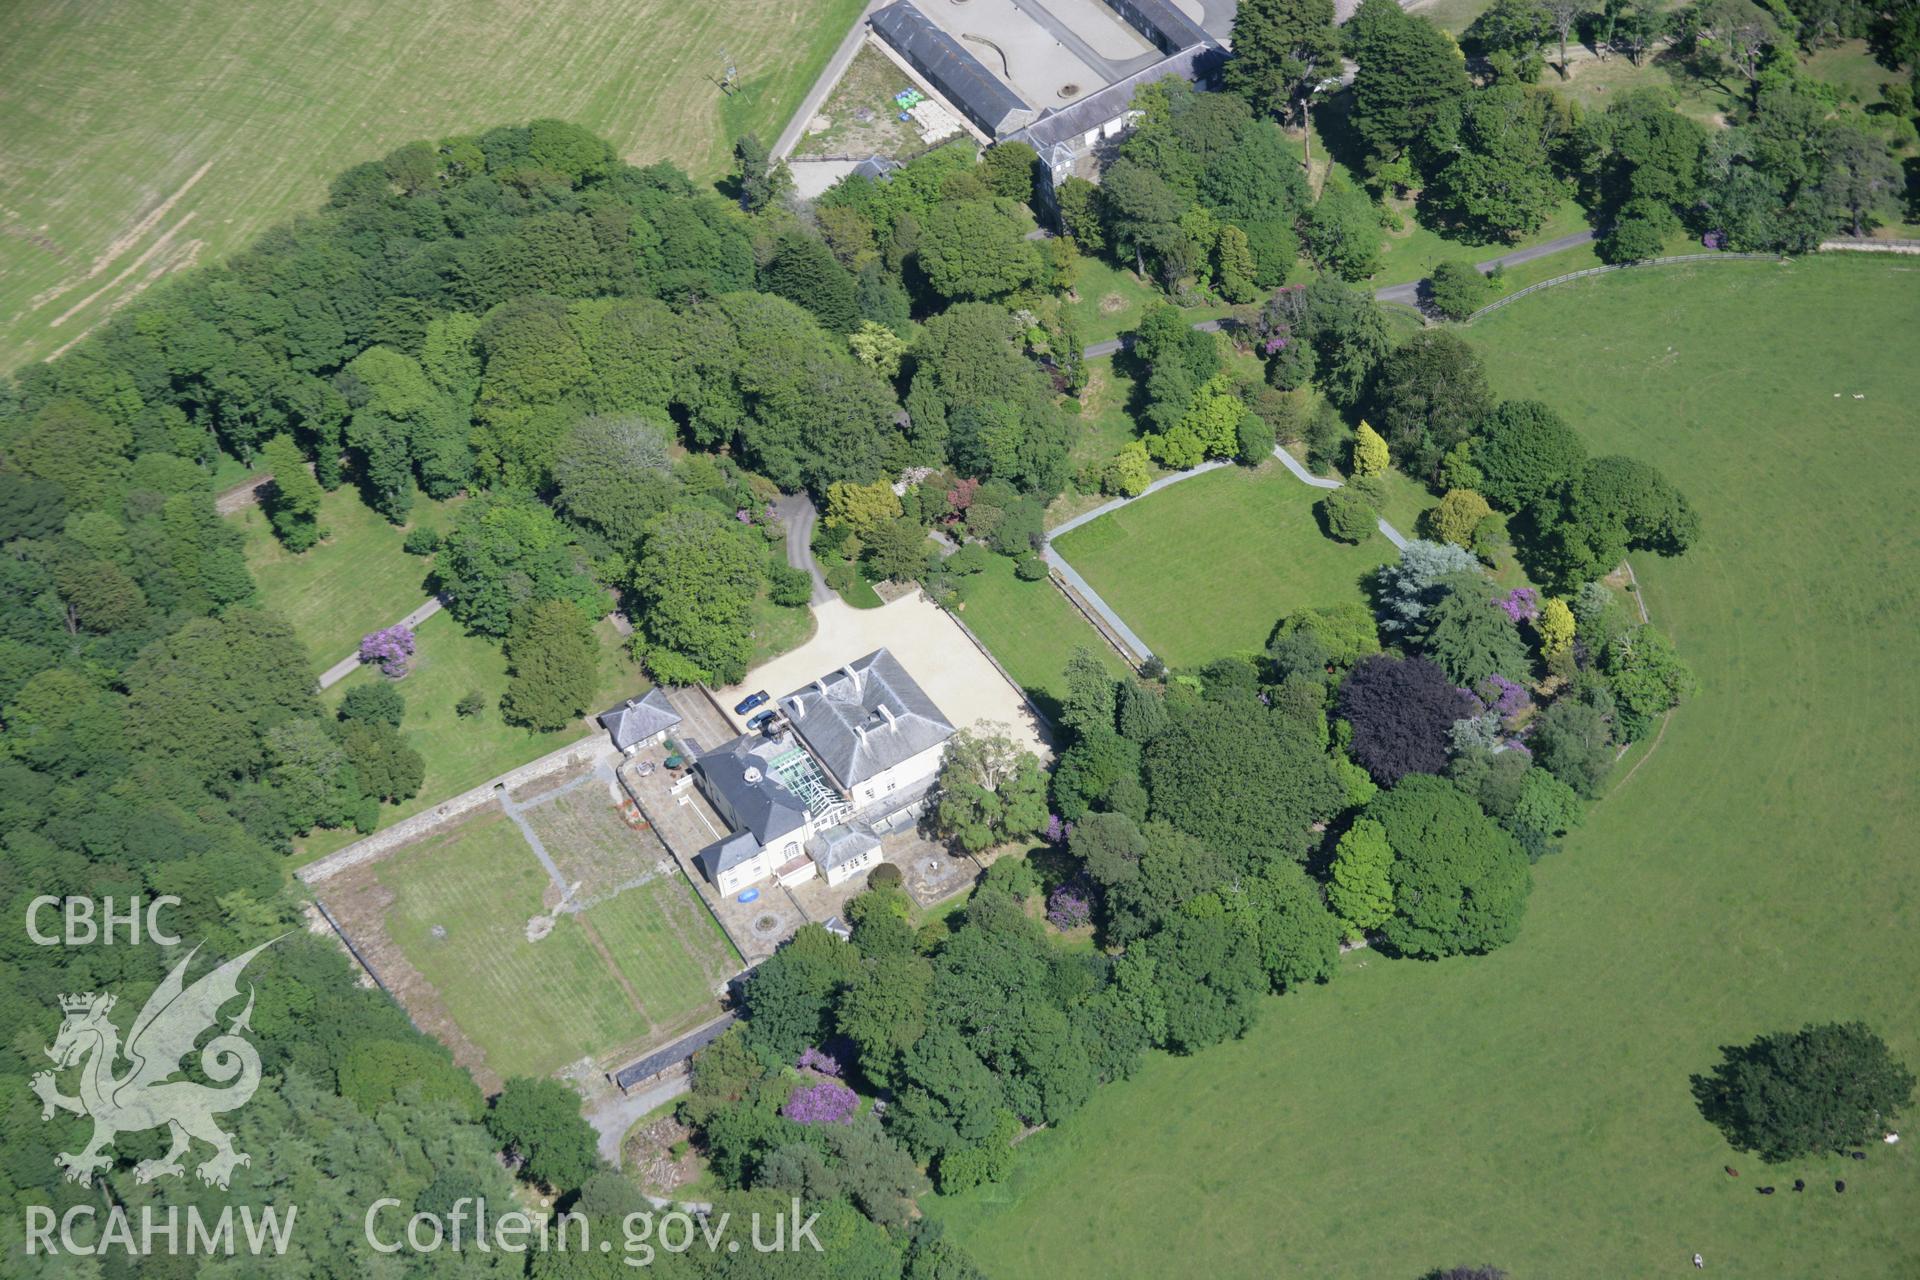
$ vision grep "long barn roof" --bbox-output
[870,2,1034,136]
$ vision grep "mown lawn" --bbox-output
[0,0,865,365]
[1065,257,1233,348]
[237,484,455,668]
[951,553,1128,714]
[377,809,732,1079]
[1051,463,1397,667]
[934,255,1920,1278]
[297,608,649,862]
[376,811,654,1080]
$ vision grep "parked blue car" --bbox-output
[734,690,770,715]
[745,709,777,733]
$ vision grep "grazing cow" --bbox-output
[1723,1166,1738,1177]
[1757,1186,1775,1195]
[1850,1151,1867,1161]
[1793,1179,1805,1192]
[1835,1180,1847,1193]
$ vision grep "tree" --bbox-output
[762,231,862,333]
[1143,696,1345,865]
[1525,455,1699,588]
[1239,864,1344,989]
[1338,654,1475,784]
[1348,0,1474,161]
[1375,538,1484,634]
[866,517,931,583]
[1414,577,1531,685]
[1372,330,1494,477]
[1686,0,1783,86]
[979,141,1039,203]
[1529,693,1616,795]
[1425,488,1494,547]
[1538,595,1576,660]
[487,1078,602,1191]
[1328,816,1395,931]
[630,508,761,685]
[1693,1022,1915,1162]
[734,133,793,212]
[1271,601,1382,673]
[1320,487,1377,543]
[1472,399,1586,508]
[1103,440,1153,496]
[259,435,324,551]
[1368,774,1531,957]
[933,728,1049,851]
[917,200,1044,301]
[1299,279,1395,411]
[1227,0,1342,131]
[1600,623,1697,740]
[1421,86,1570,242]
[435,492,601,637]
[1428,259,1492,320]
[743,924,863,1058]
[1135,912,1268,1052]
[1542,0,1595,74]
[1055,176,1106,250]
[1352,420,1391,476]
[338,682,405,728]
[502,599,599,731]
[1820,123,1904,238]
[1307,178,1384,281]
[1466,0,1551,78]
[849,320,909,379]
[550,414,676,546]
[824,479,904,541]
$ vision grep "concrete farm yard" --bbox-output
[0,0,864,365]
[933,257,1920,1277]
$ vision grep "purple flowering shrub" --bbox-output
[1473,673,1533,728]
[359,625,415,678]
[1043,813,1074,845]
[1702,230,1726,250]
[1495,588,1540,623]
[796,1046,842,1078]
[784,1077,858,1126]
[1046,881,1094,930]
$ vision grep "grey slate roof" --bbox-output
[1103,0,1210,55]
[613,1013,737,1090]
[781,649,955,790]
[808,823,883,873]
[870,2,1035,136]
[694,735,811,846]
[1009,42,1218,153]
[597,687,682,751]
[696,831,766,883]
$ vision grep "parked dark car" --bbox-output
[746,709,777,733]
[734,690,770,715]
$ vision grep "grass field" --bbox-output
[236,484,455,667]
[1051,463,1398,667]
[367,803,737,1082]
[0,0,865,365]
[298,607,650,861]
[933,256,1920,1276]
[951,554,1128,712]
[1065,258,1233,347]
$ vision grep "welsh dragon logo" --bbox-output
[33,939,277,1189]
